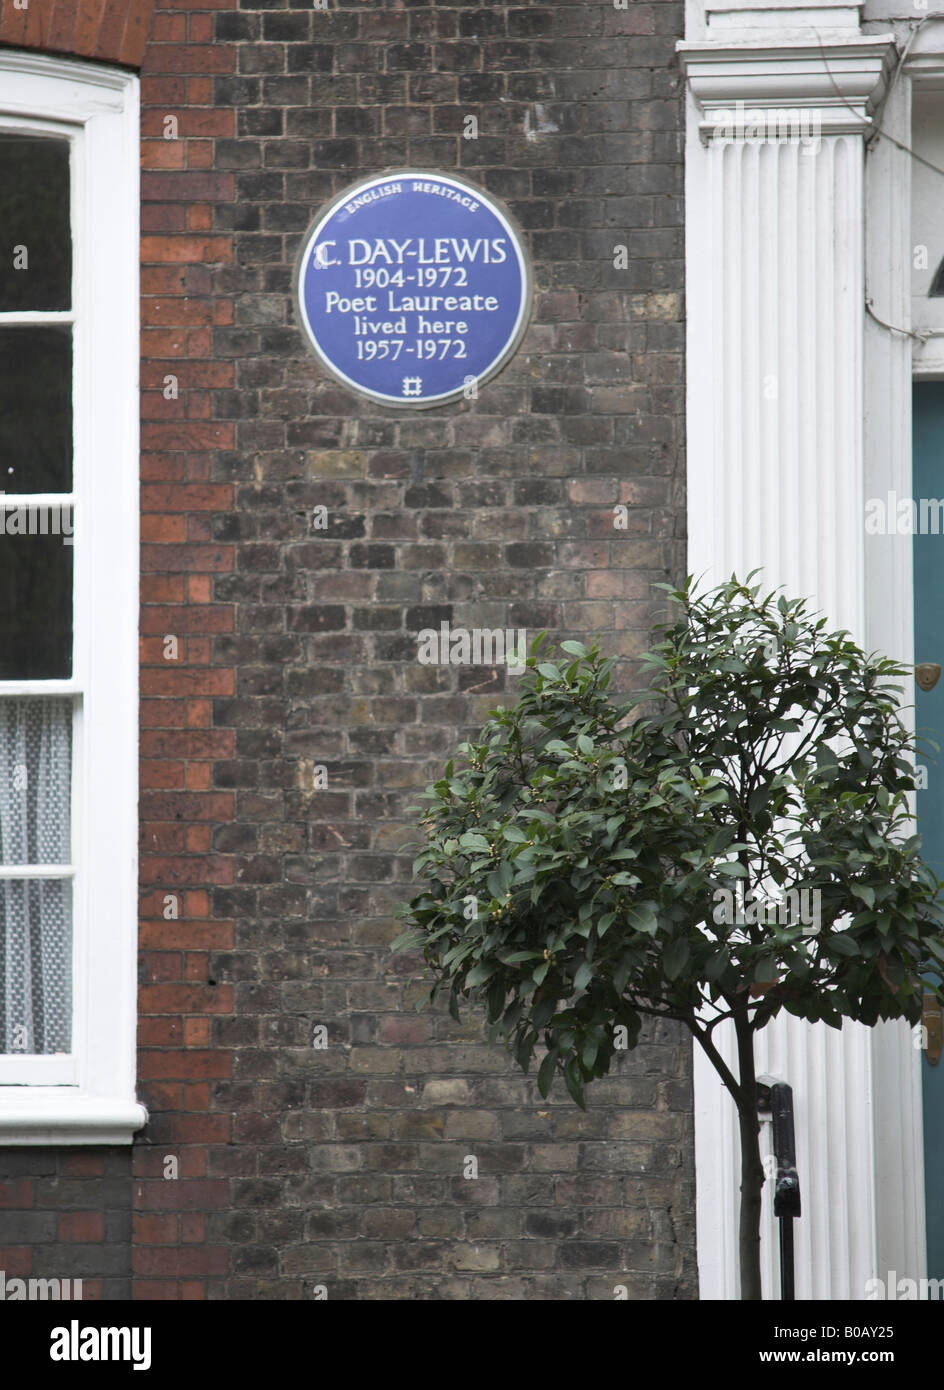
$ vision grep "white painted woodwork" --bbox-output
[679,12,929,1297]
[0,53,145,1143]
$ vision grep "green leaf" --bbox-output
[564,1057,587,1110]
[466,961,497,987]
[577,734,594,755]
[825,932,860,957]
[706,947,730,981]
[390,927,422,953]
[851,884,875,908]
[560,641,588,657]
[574,960,593,991]
[533,995,556,1028]
[537,1049,557,1099]
[663,938,690,981]
[459,832,490,852]
[627,904,659,936]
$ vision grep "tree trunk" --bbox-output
[735,1011,764,1300]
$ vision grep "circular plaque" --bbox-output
[295,170,531,408]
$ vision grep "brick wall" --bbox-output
[0,1151,132,1300]
[1,0,694,1300]
[0,0,155,66]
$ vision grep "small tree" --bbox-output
[393,574,944,1299]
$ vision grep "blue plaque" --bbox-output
[295,170,531,408]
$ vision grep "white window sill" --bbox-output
[0,1092,147,1145]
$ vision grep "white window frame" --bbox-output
[0,51,144,1143]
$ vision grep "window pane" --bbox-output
[0,136,71,311]
[0,327,72,492]
[0,698,72,865]
[0,877,72,1053]
[0,512,73,678]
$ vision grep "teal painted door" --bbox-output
[913,381,944,1280]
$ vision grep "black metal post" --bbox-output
[758,1075,801,1301]
[779,1213,795,1302]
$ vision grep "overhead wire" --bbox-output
[815,22,944,343]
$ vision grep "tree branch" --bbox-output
[688,1013,743,1107]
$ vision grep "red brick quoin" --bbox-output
[136,0,238,1294]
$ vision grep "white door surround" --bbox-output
[680,1,932,1297]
